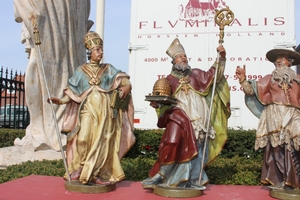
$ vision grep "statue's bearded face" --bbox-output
[271,56,300,86]
[172,53,191,72]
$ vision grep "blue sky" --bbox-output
[0,0,299,74]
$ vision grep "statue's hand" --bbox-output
[118,85,131,99]
[47,97,61,104]
[150,101,159,108]
[235,65,246,82]
[217,45,226,58]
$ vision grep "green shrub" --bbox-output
[220,128,263,159]
[0,129,25,148]
[206,155,262,185]
[125,129,162,159]
[0,159,65,184]
[0,128,264,185]
[121,156,156,181]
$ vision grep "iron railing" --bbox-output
[0,67,29,129]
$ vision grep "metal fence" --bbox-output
[0,67,29,129]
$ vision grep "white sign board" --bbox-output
[128,0,296,129]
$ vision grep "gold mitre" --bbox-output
[166,38,186,58]
[84,31,103,50]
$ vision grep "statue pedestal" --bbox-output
[150,185,203,198]
[270,189,300,200]
[65,180,116,193]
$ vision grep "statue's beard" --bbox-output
[271,65,300,87]
[172,62,191,73]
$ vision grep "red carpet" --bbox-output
[0,175,275,200]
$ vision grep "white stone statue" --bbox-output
[13,0,93,151]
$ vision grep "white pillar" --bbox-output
[96,0,105,62]
[96,0,105,39]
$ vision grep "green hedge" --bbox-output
[221,128,263,159]
[0,160,66,183]
[206,156,262,185]
[0,129,25,148]
[0,128,263,185]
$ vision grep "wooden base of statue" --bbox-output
[65,180,116,194]
[144,185,203,198]
[269,189,300,200]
